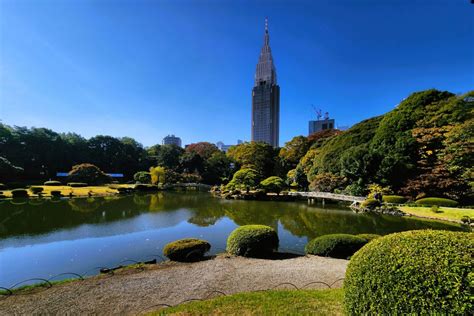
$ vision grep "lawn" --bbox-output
[399,206,473,222]
[153,289,344,315]
[2,184,133,198]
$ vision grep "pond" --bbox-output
[0,192,466,287]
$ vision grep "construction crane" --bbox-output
[311,105,322,120]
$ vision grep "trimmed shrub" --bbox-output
[67,182,88,187]
[226,225,279,257]
[382,195,407,204]
[67,163,111,185]
[356,234,381,242]
[133,171,151,184]
[44,180,62,186]
[29,187,44,194]
[344,230,473,314]
[305,234,367,259]
[260,176,285,194]
[50,190,62,197]
[360,198,380,209]
[11,189,29,198]
[415,197,458,207]
[163,238,211,262]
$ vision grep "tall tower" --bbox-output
[251,18,280,147]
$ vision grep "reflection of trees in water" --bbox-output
[0,192,466,240]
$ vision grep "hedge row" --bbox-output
[415,197,458,207]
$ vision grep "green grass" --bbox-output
[399,206,474,222]
[153,289,343,315]
[0,278,78,295]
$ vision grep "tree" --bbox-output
[67,163,111,185]
[0,156,23,181]
[226,168,259,191]
[149,166,166,184]
[179,152,204,174]
[309,173,346,192]
[202,151,234,184]
[260,176,285,194]
[279,136,310,171]
[227,142,276,178]
[155,145,184,170]
[185,142,220,160]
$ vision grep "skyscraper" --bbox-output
[251,18,280,147]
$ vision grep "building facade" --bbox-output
[251,18,280,147]
[216,139,243,152]
[308,118,335,135]
[162,134,182,147]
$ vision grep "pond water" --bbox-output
[0,192,466,287]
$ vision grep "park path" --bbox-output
[0,255,348,315]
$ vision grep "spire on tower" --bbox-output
[265,17,268,33]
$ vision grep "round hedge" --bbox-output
[382,195,407,204]
[163,238,211,262]
[415,197,458,207]
[226,225,279,257]
[360,198,380,209]
[356,233,381,242]
[305,234,367,259]
[67,182,88,187]
[344,230,473,314]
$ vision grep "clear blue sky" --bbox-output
[1,0,473,147]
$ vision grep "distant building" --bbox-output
[162,134,182,147]
[309,118,335,135]
[216,140,243,152]
[251,18,280,147]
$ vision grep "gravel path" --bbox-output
[0,255,348,315]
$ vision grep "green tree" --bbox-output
[226,168,260,191]
[279,136,310,171]
[227,142,276,178]
[260,176,285,194]
[133,171,151,184]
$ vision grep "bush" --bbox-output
[226,225,279,257]
[133,171,151,184]
[382,195,407,204]
[344,230,473,314]
[11,189,29,198]
[305,234,367,259]
[44,180,62,186]
[67,182,88,187]
[163,238,211,262]
[67,163,111,185]
[415,197,458,207]
[50,190,62,197]
[29,187,44,194]
[356,234,381,242]
[360,198,380,209]
[260,176,285,194]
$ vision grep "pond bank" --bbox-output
[0,255,348,315]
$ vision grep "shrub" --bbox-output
[360,198,380,209]
[67,182,88,187]
[226,168,260,191]
[356,234,381,242]
[0,183,6,190]
[50,190,62,197]
[305,234,367,259]
[460,216,471,224]
[260,176,285,194]
[149,166,166,185]
[163,238,211,262]
[415,197,458,207]
[344,230,474,314]
[44,180,62,186]
[226,225,279,257]
[67,163,111,185]
[133,171,151,184]
[29,187,44,194]
[382,195,407,204]
[11,189,29,198]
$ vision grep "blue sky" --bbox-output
[1,0,473,147]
